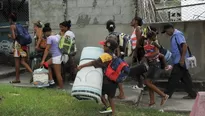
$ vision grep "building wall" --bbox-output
[29,0,136,28]
[66,0,135,25]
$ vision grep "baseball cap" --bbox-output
[99,37,118,51]
[161,23,174,33]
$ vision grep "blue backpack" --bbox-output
[105,57,130,83]
[16,23,32,45]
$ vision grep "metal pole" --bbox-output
[63,0,67,21]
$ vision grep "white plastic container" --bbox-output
[71,47,104,103]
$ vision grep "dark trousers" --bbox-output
[165,64,196,98]
[132,48,145,88]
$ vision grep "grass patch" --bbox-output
[0,84,184,116]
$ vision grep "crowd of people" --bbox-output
[7,12,197,116]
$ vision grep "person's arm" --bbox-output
[116,47,121,57]
[41,44,51,63]
[8,25,16,40]
[77,61,94,70]
[159,53,167,68]
[35,30,43,49]
[176,34,187,66]
[78,53,111,70]
[153,40,161,49]
[40,36,51,65]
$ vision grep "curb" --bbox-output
[164,109,190,114]
[154,80,205,91]
[0,68,26,79]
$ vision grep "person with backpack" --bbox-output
[105,20,130,99]
[58,20,77,81]
[40,23,63,89]
[78,36,127,116]
[8,12,33,83]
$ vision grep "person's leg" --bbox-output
[14,57,20,82]
[137,75,144,88]
[53,64,63,88]
[100,85,109,113]
[148,81,155,106]
[144,79,168,106]
[20,57,33,83]
[45,59,53,81]
[181,69,197,98]
[101,95,108,107]
[116,83,125,99]
[165,64,182,98]
[20,57,32,73]
[69,56,77,81]
[108,97,115,116]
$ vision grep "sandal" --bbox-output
[160,94,169,106]
[10,80,21,84]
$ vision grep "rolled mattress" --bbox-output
[71,47,104,103]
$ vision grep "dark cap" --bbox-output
[99,36,118,51]
[161,23,174,33]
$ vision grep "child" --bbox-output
[77,35,118,116]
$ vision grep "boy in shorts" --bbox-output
[77,35,118,116]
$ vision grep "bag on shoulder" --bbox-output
[16,23,32,45]
[58,35,76,55]
[174,37,197,69]
[105,57,130,83]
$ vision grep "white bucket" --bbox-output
[71,47,104,103]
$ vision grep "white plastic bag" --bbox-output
[33,67,49,87]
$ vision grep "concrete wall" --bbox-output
[67,0,135,25]
[29,0,66,28]
[29,0,135,28]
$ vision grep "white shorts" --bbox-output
[52,55,62,64]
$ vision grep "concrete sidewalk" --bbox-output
[0,72,194,114]
[0,65,25,79]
